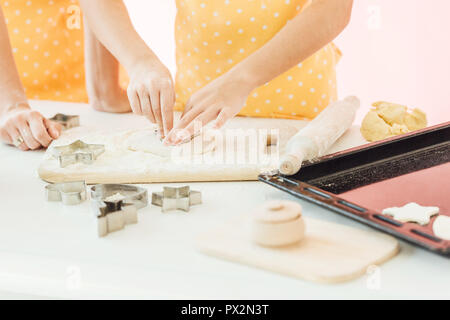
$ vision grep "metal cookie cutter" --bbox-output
[90,184,149,237]
[52,140,105,168]
[151,186,202,212]
[93,200,138,238]
[49,113,80,130]
[90,184,148,210]
[45,181,87,205]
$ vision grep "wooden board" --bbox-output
[196,217,399,284]
[38,117,366,184]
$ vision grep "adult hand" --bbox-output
[0,105,62,150]
[164,71,255,145]
[127,58,175,138]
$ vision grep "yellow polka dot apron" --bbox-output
[174,0,342,120]
[1,0,87,102]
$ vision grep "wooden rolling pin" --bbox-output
[279,96,360,175]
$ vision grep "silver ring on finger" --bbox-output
[13,136,25,147]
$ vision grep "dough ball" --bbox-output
[360,111,392,142]
[251,200,305,247]
[404,108,427,131]
[390,123,410,136]
[376,102,407,125]
[360,101,428,142]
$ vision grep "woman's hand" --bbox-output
[165,71,255,145]
[127,58,175,138]
[0,105,61,150]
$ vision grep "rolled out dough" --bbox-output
[38,116,367,184]
[126,130,215,157]
[39,125,271,184]
[433,216,450,240]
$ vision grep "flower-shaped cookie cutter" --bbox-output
[52,140,105,168]
[45,181,87,205]
[49,113,80,130]
[90,184,149,237]
[151,186,202,212]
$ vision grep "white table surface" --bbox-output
[0,100,449,300]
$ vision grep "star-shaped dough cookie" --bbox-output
[382,202,439,225]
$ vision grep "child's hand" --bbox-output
[165,72,254,145]
[127,58,175,138]
[0,105,61,150]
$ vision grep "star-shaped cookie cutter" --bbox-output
[151,186,202,212]
[90,184,148,237]
[90,184,148,210]
[49,113,80,130]
[93,200,138,238]
[45,181,87,205]
[52,140,105,168]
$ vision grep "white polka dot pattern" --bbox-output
[174,0,341,120]
[1,0,90,102]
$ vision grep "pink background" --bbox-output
[335,0,450,125]
[125,0,450,125]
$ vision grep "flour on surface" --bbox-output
[104,193,126,202]
[39,117,365,184]
[126,130,216,158]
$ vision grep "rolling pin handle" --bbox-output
[278,96,360,176]
[279,154,303,176]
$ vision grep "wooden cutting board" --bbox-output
[38,117,366,184]
[196,217,399,284]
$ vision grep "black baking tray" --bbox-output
[259,122,450,257]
